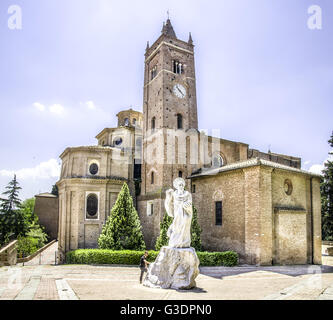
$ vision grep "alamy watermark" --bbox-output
[6,4,323,31]
[308,5,322,30]
[7,4,22,30]
[7,267,22,290]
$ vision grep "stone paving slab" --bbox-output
[1,248,333,300]
[15,276,41,300]
[55,279,78,300]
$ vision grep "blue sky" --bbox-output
[0,0,332,200]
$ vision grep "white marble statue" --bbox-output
[165,177,193,248]
[143,177,199,290]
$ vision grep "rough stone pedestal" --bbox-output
[143,246,200,290]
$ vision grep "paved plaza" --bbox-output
[0,242,333,300]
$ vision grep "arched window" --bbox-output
[151,171,154,184]
[212,154,224,168]
[177,114,183,129]
[124,118,129,126]
[215,201,222,226]
[133,118,137,126]
[178,171,183,178]
[151,117,156,131]
[86,194,98,219]
[173,60,183,74]
[151,65,157,80]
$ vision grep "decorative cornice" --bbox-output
[189,158,322,179]
[57,176,127,186]
[59,145,114,158]
[145,41,193,63]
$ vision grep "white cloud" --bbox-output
[85,101,97,110]
[33,102,45,111]
[0,159,61,180]
[49,104,65,115]
[309,164,324,175]
[304,160,311,165]
[308,153,333,175]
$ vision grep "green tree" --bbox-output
[321,131,333,241]
[20,198,37,225]
[98,183,146,250]
[0,175,29,246]
[0,174,21,212]
[155,204,202,251]
[51,184,58,197]
[20,197,48,248]
[155,212,173,250]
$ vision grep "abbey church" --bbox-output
[56,19,322,265]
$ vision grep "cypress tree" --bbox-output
[51,184,59,197]
[98,182,146,250]
[155,212,173,250]
[321,131,333,241]
[191,205,202,251]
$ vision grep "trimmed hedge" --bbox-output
[197,251,238,267]
[66,249,238,267]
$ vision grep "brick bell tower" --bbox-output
[138,19,199,248]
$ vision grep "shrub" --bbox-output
[197,251,238,267]
[26,222,48,248]
[66,249,238,267]
[16,236,39,257]
[66,249,158,265]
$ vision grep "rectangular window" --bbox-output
[215,201,222,226]
[192,184,196,194]
[147,201,154,216]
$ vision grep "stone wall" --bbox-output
[57,178,125,261]
[192,170,246,260]
[35,194,59,240]
[190,163,321,265]
[0,240,17,266]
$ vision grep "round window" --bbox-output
[86,194,98,217]
[284,179,293,196]
[114,137,123,147]
[89,163,99,175]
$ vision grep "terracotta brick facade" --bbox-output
[55,19,322,266]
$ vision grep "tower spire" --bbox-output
[188,32,193,45]
[161,18,176,38]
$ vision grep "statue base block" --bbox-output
[143,246,200,290]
